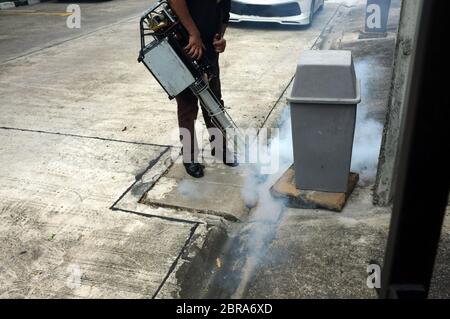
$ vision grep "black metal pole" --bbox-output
[380,0,450,299]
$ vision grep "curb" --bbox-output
[0,0,41,10]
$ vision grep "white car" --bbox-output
[229,0,325,26]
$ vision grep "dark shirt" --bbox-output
[186,0,231,60]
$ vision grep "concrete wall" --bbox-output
[373,0,423,206]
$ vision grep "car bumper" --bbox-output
[229,12,311,25]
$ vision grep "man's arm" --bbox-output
[169,0,204,59]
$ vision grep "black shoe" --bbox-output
[183,163,204,178]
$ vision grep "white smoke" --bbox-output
[351,58,384,185]
[233,107,293,298]
[351,108,383,185]
[178,179,206,199]
[234,99,381,296]
[233,91,383,296]
[240,107,294,215]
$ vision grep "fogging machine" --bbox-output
[138,0,243,149]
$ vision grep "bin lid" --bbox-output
[287,50,361,105]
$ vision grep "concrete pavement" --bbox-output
[0,0,342,298]
[2,0,448,299]
[240,1,450,299]
[0,0,155,63]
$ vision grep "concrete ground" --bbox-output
[191,0,450,299]
[0,0,345,298]
[1,0,449,299]
[0,0,153,63]
[240,1,450,299]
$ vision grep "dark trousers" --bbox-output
[176,62,225,163]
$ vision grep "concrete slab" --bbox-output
[140,162,251,222]
[245,209,390,299]
[0,203,196,298]
[0,129,196,298]
[0,0,155,63]
[243,195,450,299]
[109,147,210,223]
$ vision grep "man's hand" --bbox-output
[185,32,205,60]
[169,0,204,59]
[213,33,226,53]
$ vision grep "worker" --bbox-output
[169,0,238,179]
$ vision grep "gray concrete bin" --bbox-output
[287,50,361,193]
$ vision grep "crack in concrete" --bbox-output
[151,222,200,299]
[109,147,171,210]
[140,200,241,223]
[111,207,199,226]
[0,126,176,149]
